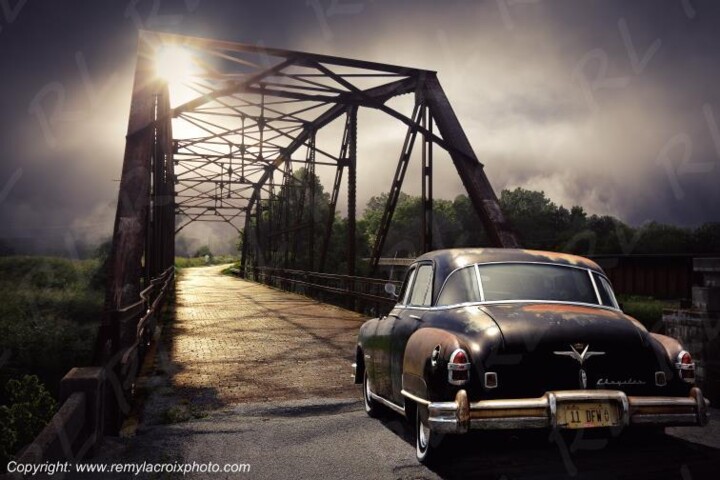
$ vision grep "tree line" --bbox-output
[241,169,720,275]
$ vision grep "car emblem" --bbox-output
[553,343,605,366]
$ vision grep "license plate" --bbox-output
[557,402,619,429]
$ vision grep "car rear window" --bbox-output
[477,263,598,304]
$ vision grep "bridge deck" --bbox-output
[169,265,366,406]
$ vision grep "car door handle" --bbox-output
[409,314,422,320]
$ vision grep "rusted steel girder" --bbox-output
[421,107,434,253]
[98,35,158,362]
[347,105,358,278]
[369,101,424,275]
[126,32,518,286]
[422,74,519,249]
[98,33,177,434]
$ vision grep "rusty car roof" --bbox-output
[413,248,605,301]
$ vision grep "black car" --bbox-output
[353,248,709,463]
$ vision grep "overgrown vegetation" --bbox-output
[0,376,57,470]
[175,251,238,269]
[617,295,679,332]
[0,256,104,396]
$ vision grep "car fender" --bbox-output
[650,332,684,364]
[402,327,462,401]
[355,318,380,384]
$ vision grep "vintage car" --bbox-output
[353,248,709,463]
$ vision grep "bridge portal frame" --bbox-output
[98,32,519,429]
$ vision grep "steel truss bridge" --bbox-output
[95,31,518,429]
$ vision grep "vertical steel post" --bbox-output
[283,157,291,269]
[421,106,433,253]
[319,108,357,272]
[307,135,316,271]
[100,34,157,358]
[240,206,251,277]
[155,83,174,275]
[347,105,357,277]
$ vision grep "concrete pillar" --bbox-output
[663,258,720,405]
[59,367,106,456]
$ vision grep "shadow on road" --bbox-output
[375,408,720,479]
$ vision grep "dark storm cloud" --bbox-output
[1,0,718,255]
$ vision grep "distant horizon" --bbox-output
[1,186,718,259]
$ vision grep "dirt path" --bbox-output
[167,265,367,406]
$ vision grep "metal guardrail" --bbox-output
[247,267,401,316]
[15,267,175,467]
[119,267,175,379]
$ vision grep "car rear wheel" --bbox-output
[415,404,444,464]
[363,370,380,417]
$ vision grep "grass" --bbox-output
[0,256,104,398]
[617,294,680,332]
[174,255,239,269]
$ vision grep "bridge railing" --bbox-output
[246,267,401,316]
[14,267,175,467]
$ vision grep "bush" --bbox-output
[0,257,103,394]
[175,255,238,269]
[0,376,56,471]
[618,295,678,332]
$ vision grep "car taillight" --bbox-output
[676,350,695,383]
[448,349,470,385]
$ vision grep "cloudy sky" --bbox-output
[1,0,719,255]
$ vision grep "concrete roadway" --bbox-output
[76,266,720,479]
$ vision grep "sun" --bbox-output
[154,45,198,84]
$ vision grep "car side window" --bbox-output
[397,267,416,305]
[408,264,433,306]
[593,273,619,308]
[437,266,482,306]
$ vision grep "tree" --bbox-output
[499,188,573,250]
[194,246,213,258]
[452,194,487,246]
[241,167,366,273]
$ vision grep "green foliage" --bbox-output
[175,255,238,269]
[243,167,364,272]
[238,178,720,274]
[194,245,213,258]
[0,257,102,394]
[497,188,720,256]
[618,295,679,332]
[0,375,56,470]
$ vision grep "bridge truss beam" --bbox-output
[102,31,520,400]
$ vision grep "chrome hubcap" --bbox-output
[419,417,430,450]
[364,376,371,406]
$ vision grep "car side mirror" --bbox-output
[384,283,398,298]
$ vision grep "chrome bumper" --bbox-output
[427,387,710,434]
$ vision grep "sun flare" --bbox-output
[154,45,198,84]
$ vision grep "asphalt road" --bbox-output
[78,397,720,480]
[70,267,720,479]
